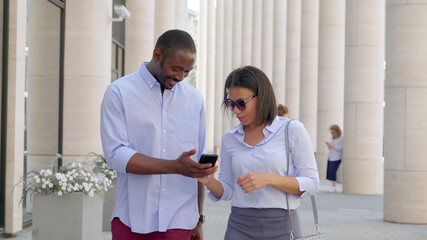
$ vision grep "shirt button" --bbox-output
[160,208,163,211]
[163,149,166,152]
[162,188,165,192]
[163,130,166,133]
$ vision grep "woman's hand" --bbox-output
[197,174,215,185]
[237,172,271,193]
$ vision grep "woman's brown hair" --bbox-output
[277,104,288,117]
[329,125,342,138]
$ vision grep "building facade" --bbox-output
[1,0,427,234]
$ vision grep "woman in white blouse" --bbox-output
[198,66,319,240]
[326,124,343,193]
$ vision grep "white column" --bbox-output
[384,0,427,224]
[273,0,287,106]
[27,0,60,170]
[154,0,176,40]
[300,0,319,150]
[222,0,233,132]
[317,0,345,179]
[62,0,112,160]
[4,0,26,233]
[124,0,155,75]
[241,0,253,66]
[285,0,301,119]
[343,0,384,195]
[261,0,274,80]
[197,0,207,98]
[251,0,262,68]
[214,0,224,152]
[205,0,216,152]
[232,0,243,69]
[175,0,188,31]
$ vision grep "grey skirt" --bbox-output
[225,207,302,240]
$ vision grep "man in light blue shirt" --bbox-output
[101,29,217,240]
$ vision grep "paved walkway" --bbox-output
[2,181,427,239]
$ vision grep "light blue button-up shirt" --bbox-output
[209,117,319,210]
[100,62,206,234]
[328,135,343,161]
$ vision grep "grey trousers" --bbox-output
[224,207,302,240]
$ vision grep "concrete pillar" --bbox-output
[261,0,274,80]
[62,0,112,160]
[154,0,176,40]
[343,0,384,195]
[241,0,253,66]
[317,0,345,179]
[4,0,26,233]
[300,0,319,150]
[222,0,233,132]
[232,0,243,69]
[198,0,207,98]
[273,0,287,105]
[285,0,301,119]
[26,0,60,171]
[251,0,262,68]
[384,0,427,224]
[214,0,224,152]
[175,0,188,31]
[124,0,155,75]
[205,0,216,152]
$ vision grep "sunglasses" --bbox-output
[225,95,256,111]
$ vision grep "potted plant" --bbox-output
[22,153,116,240]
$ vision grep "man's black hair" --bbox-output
[155,29,197,59]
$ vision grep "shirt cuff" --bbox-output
[112,147,138,174]
[207,180,232,202]
[207,192,221,202]
[295,176,319,197]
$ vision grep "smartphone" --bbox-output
[199,154,218,167]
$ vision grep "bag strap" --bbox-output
[284,120,294,239]
[284,120,322,240]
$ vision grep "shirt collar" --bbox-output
[231,116,280,138]
[138,62,176,92]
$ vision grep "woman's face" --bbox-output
[331,129,338,138]
[227,87,258,127]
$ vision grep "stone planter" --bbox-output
[32,193,103,240]
[102,179,116,231]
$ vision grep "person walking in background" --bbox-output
[278,104,288,118]
[100,29,217,240]
[326,124,343,193]
[198,66,319,240]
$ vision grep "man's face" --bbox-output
[156,49,196,90]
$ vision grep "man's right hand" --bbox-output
[175,149,218,178]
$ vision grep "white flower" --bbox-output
[24,154,115,197]
[45,169,52,177]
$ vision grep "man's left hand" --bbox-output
[191,222,203,240]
